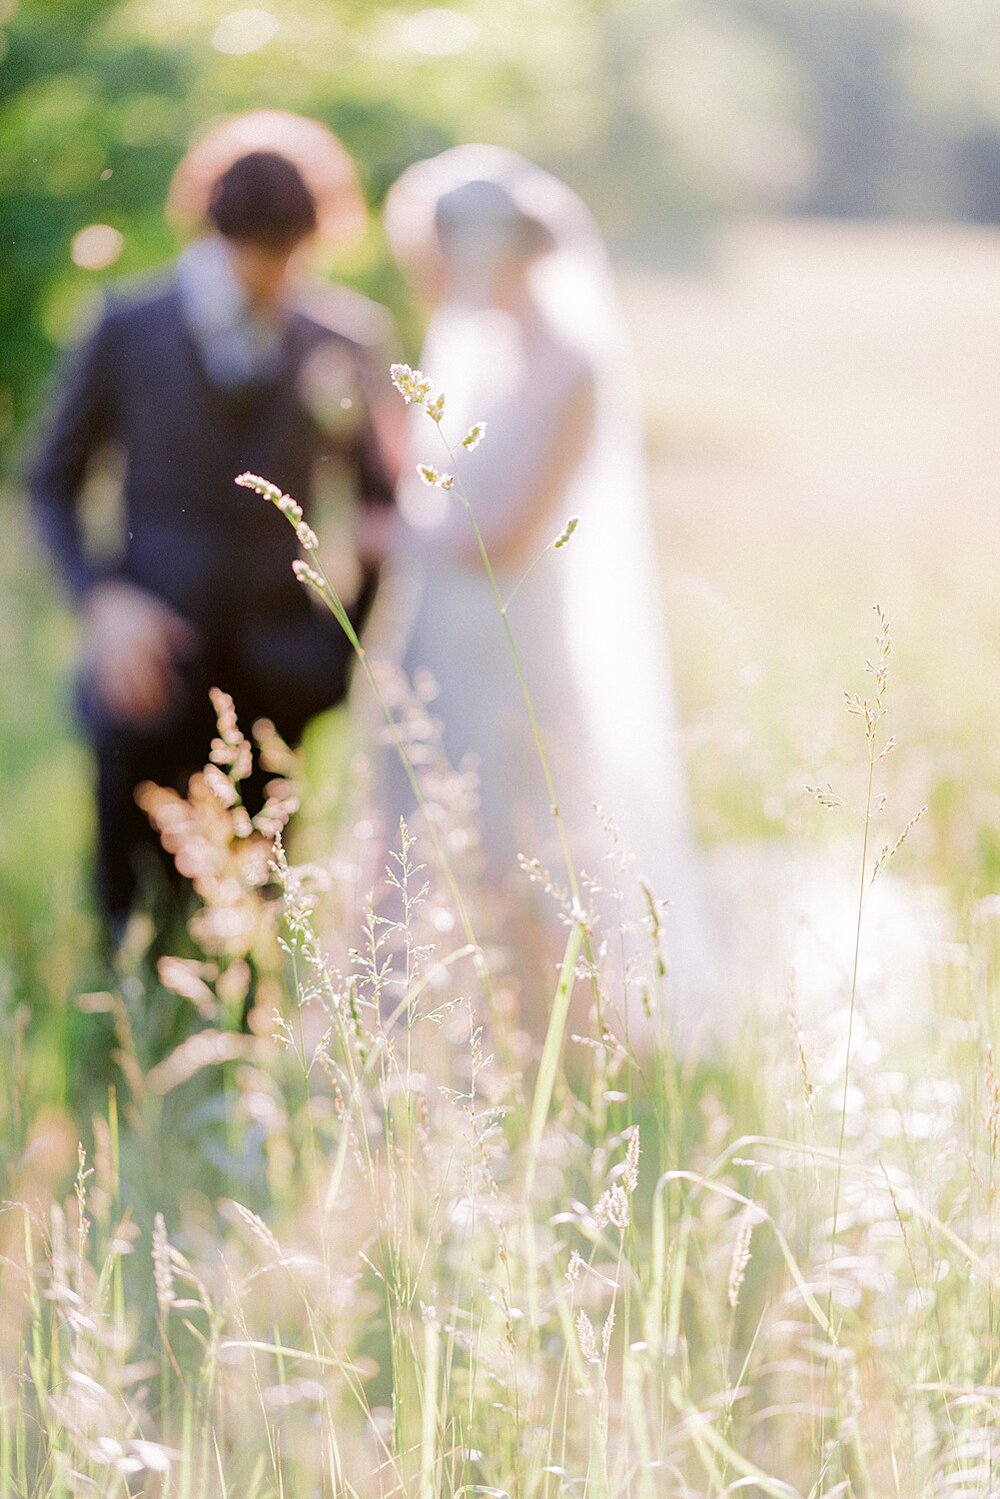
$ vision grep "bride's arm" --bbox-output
[445,354,595,571]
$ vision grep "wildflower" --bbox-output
[229,1199,283,1261]
[203,761,238,808]
[209,687,241,749]
[595,1183,630,1230]
[235,471,303,522]
[390,363,433,406]
[554,515,579,549]
[295,520,319,551]
[786,992,815,1118]
[986,1044,1000,1158]
[871,802,928,884]
[417,464,455,490]
[209,688,252,779]
[601,1306,615,1360]
[235,471,281,504]
[806,782,844,810]
[460,421,487,450]
[576,1310,599,1363]
[426,391,446,423]
[152,1212,175,1317]
[292,558,324,593]
[727,1204,762,1309]
[622,1127,640,1194]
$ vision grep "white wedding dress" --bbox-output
[393,306,599,873]
[382,147,716,1024]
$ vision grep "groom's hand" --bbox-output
[84,581,200,728]
[355,502,398,567]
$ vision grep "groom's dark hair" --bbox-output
[208,151,318,250]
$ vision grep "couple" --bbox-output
[31,114,708,1008]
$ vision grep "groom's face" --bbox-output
[226,235,311,306]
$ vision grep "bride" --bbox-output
[381,145,713,1023]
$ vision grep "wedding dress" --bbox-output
[382,146,715,1022]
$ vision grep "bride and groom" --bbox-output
[29,112,710,1010]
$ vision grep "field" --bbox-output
[633,218,1000,862]
[2,219,1000,1496]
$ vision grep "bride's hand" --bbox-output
[355,502,399,566]
[454,361,595,571]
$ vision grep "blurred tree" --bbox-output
[3,0,1000,458]
[0,0,590,458]
[570,0,1000,242]
[1,0,188,443]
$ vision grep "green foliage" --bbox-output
[5,0,1000,456]
[0,0,594,451]
[1,1,183,436]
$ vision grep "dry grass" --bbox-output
[3,220,1000,1495]
[2,666,998,1495]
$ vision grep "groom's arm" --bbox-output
[25,305,121,604]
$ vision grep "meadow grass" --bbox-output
[2,664,997,1496]
[3,224,1000,1495]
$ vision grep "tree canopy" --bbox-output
[3,0,998,453]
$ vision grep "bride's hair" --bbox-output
[433,179,555,261]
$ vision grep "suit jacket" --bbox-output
[27,275,395,635]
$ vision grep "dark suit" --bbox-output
[27,276,394,924]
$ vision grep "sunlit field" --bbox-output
[3,220,1000,1496]
[634,220,1000,870]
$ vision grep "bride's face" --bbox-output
[438,218,537,309]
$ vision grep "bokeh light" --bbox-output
[69,223,124,271]
[397,8,479,59]
[211,8,278,56]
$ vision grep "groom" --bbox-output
[28,132,398,936]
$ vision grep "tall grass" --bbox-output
[1,367,998,1496]
[3,805,996,1496]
